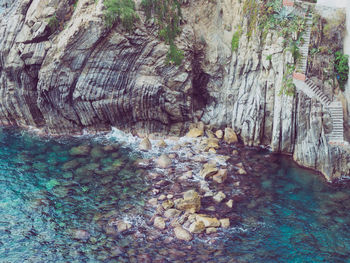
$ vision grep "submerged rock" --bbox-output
[71,229,90,241]
[155,154,172,169]
[186,128,204,138]
[154,216,166,230]
[200,163,218,180]
[174,227,193,241]
[139,138,152,151]
[69,145,91,156]
[175,190,201,213]
[224,128,238,144]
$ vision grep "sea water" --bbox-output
[0,128,350,262]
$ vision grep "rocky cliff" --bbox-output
[0,0,349,181]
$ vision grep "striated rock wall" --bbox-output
[0,0,349,180]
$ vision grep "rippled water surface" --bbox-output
[0,128,350,262]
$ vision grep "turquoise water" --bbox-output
[0,128,350,262]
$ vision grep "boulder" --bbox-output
[206,227,217,234]
[224,128,238,144]
[175,190,201,213]
[155,154,172,168]
[162,200,174,210]
[226,199,233,208]
[69,145,90,156]
[157,140,167,148]
[186,128,203,138]
[71,229,90,241]
[200,163,218,180]
[174,227,193,241]
[196,215,220,227]
[220,218,230,228]
[139,138,152,151]
[215,130,223,139]
[164,209,182,218]
[213,191,226,203]
[189,220,205,234]
[116,221,132,233]
[154,216,166,230]
[212,169,228,183]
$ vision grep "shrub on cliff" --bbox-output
[334,51,349,91]
[104,0,139,31]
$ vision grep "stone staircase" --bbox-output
[295,13,313,74]
[288,0,345,144]
[327,101,344,142]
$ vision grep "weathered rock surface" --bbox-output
[0,0,349,180]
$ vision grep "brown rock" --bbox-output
[196,215,220,227]
[189,220,205,233]
[186,128,203,138]
[215,129,223,139]
[155,154,172,169]
[213,191,226,203]
[154,216,166,230]
[164,209,182,219]
[224,128,238,144]
[157,140,167,148]
[175,190,201,213]
[212,169,228,183]
[206,227,217,234]
[116,221,132,233]
[162,200,174,210]
[220,218,230,228]
[200,163,218,180]
[174,227,193,241]
[226,199,233,208]
[139,138,152,151]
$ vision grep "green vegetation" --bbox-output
[280,64,296,96]
[334,51,349,91]
[141,0,183,65]
[231,30,240,51]
[103,0,139,31]
[47,14,59,34]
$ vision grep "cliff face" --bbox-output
[0,0,349,181]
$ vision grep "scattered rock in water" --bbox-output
[232,150,239,155]
[155,154,172,169]
[213,169,228,183]
[213,191,226,203]
[238,168,247,175]
[157,140,167,148]
[164,209,182,219]
[148,198,158,206]
[154,216,166,230]
[158,194,167,201]
[224,128,238,144]
[189,220,205,234]
[215,130,223,139]
[178,171,193,181]
[69,145,91,156]
[174,226,193,241]
[139,138,152,151]
[196,215,220,227]
[220,218,230,228]
[186,128,203,138]
[116,221,132,233]
[62,159,80,170]
[90,146,105,159]
[175,190,201,213]
[200,163,218,180]
[71,229,90,241]
[226,199,233,208]
[162,200,174,210]
[206,227,217,234]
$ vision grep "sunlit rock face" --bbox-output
[0,0,349,180]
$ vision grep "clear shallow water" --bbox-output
[0,128,350,262]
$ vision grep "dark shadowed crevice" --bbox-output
[191,52,211,111]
